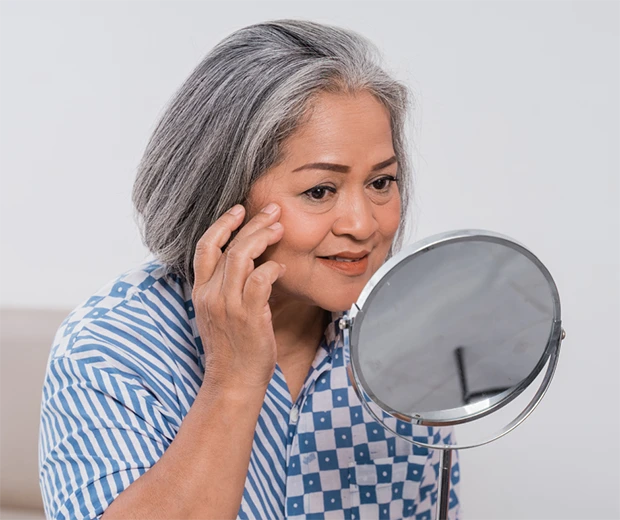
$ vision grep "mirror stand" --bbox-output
[437,449,453,520]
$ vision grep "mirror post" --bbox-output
[436,448,452,520]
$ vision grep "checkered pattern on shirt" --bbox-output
[282,315,461,520]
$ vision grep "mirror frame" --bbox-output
[341,229,564,447]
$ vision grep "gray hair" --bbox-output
[132,19,413,286]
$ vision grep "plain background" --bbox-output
[1,1,618,518]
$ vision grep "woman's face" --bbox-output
[246,90,402,312]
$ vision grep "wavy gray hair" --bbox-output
[132,19,413,286]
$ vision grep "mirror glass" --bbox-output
[352,236,558,423]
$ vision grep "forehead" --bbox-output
[283,91,394,159]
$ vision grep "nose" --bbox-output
[331,190,379,241]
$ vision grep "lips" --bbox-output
[323,257,360,262]
[319,250,371,261]
[317,251,370,276]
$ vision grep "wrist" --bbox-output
[203,358,275,395]
[199,375,269,408]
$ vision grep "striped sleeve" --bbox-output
[39,332,179,520]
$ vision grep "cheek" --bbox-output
[265,205,331,260]
[287,221,327,256]
[380,197,402,238]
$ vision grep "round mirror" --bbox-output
[342,229,565,520]
[343,229,564,448]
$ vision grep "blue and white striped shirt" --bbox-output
[39,259,461,519]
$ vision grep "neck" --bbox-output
[269,298,329,403]
[269,294,330,363]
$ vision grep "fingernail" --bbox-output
[228,205,244,216]
[268,222,282,231]
[262,203,278,214]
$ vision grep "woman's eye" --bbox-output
[304,186,334,201]
[371,176,398,191]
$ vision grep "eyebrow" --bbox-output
[292,155,398,174]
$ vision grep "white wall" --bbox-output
[1,1,618,518]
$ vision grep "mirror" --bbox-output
[341,229,565,520]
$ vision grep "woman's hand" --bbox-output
[192,202,285,392]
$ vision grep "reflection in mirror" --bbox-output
[356,239,555,419]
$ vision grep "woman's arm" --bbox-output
[39,204,285,519]
[103,203,286,519]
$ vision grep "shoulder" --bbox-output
[49,258,198,370]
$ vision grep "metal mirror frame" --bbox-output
[340,229,565,450]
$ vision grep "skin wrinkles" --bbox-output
[244,90,402,359]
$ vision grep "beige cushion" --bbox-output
[0,507,46,519]
[0,308,70,514]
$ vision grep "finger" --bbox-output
[223,203,281,253]
[210,203,281,292]
[222,223,284,298]
[193,205,245,288]
[242,260,285,311]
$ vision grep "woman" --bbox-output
[39,19,461,519]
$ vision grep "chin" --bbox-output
[313,291,361,314]
[271,280,365,313]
